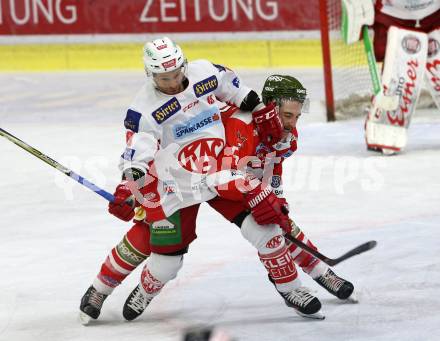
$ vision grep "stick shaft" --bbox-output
[363,25,381,96]
[284,233,376,266]
[0,128,114,202]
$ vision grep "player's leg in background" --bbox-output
[79,221,150,322]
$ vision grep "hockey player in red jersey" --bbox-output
[79,67,354,323]
[79,37,325,324]
[217,74,354,302]
[342,0,440,154]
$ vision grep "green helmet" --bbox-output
[261,75,307,105]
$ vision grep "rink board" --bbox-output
[0,39,324,71]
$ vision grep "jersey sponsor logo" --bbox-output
[152,97,181,124]
[178,138,224,173]
[193,75,218,98]
[117,238,145,265]
[122,148,135,161]
[402,35,421,54]
[173,108,221,139]
[271,175,281,188]
[151,219,175,230]
[182,100,199,112]
[232,77,240,88]
[124,109,142,132]
[266,235,283,249]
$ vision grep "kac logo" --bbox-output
[152,97,181,124]
[193,75,218,98]
[178,138,224,173]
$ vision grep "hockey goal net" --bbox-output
[320,0,373,121]
[319,0,435,121]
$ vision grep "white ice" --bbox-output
[1,69,439,341]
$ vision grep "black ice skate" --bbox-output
[79,286,108,325]
[314,268,354,300]
[268,275,323,319]
[123,284,154,321]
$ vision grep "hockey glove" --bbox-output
[245,183,291,233]
[252,102,284,147]
[108,181,136,221]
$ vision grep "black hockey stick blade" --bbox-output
[284,233,377,266]
[325,240,377,266]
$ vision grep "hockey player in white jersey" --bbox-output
[342,0,440,154]
[79,37,324,324]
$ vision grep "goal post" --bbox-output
[320,0,375,121]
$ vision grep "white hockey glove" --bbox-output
[341,0,374,44]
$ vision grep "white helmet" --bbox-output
[143,37,186,75]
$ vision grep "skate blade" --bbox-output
[295,310,325,320]
[78,311,93,325]
[343,296,359,304]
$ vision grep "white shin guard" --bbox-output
[241,214,299,292]
[241,214,285,254]
[140,253,183,295]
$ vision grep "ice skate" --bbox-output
[314,268,354,300]
[79,286,108,325]
[123,284,154,321]
[268,275,324,320]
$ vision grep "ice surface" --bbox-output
[1,69,440,341]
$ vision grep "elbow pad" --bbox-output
[240,90,262,112]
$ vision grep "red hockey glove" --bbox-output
[245,184,291,233]
[252,102,283,147]
[108,181,136,221]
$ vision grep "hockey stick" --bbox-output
[0,127,115,203]
[284,233,377,267]
[1,127,377,266]
[362,26,399,111]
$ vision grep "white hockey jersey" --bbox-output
[119,59,251,220]
[376,0,440,20]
